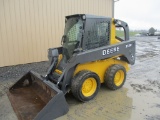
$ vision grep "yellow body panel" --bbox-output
[74,57,129,83]
[54,54,63,75]
[55,69,62,74]
[57,54,63,65]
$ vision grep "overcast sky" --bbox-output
[115,0,160,30]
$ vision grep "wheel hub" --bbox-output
[82,78,97,97]
[114,70,124,86]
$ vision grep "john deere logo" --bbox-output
[102,46,119,55]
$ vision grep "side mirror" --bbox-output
[61,35,66,45]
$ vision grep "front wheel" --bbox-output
[71,70,100,102]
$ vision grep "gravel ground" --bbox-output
[0,61,49,97]
[0,61,49,81]
[0,36,160,120]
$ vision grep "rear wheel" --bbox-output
[71,70,100,102]
[104,64,126,90]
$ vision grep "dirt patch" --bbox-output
[136,52,159,60]
[58,86,133,120]
[130,80,160,94]
[146,115,160,120]
[155,104,160,108]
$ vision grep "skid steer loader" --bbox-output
[7,14,135,120]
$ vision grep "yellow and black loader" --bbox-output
[7,14,135,120]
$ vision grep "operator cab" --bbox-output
[51,14,130,75]
[61,14,112,61]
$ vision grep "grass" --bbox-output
[116,30,139,37]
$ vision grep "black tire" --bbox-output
[104,64,126,90]
[71,70,100,102]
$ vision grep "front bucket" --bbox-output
[7,71,69,120]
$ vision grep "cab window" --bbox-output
[85,21,110,50]
[116,26,125,41]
